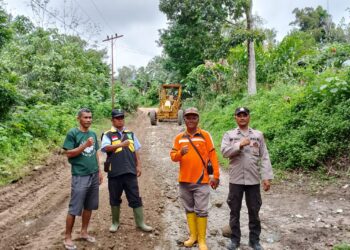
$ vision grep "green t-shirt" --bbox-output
[63,128,99,176]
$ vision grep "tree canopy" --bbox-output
[158,0,231,79]
[289,6,346,43]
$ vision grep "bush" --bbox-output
[185,62,233,103]
[200,76,350,170]
[115,86,141,112]
[0,82,18,118]
[144,81,161,106]
[0,103,77,184]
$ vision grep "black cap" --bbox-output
[112,109,124,118]
[234,107,250,115]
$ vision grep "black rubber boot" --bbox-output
[227,239,239,250]
[249,241,263,250]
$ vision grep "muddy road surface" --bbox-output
[0,109,349,250]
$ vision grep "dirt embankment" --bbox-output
[0,109,349,250]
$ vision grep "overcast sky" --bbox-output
[3,0,350,71]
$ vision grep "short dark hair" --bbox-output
[78,108,92,117]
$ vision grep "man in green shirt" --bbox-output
[62,108,103,250]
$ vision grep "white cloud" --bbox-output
[4,0,350,69]
[253,0,350,41]
[4,0,167,70]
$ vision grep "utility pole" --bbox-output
[103,33,123,109]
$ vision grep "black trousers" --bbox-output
[108,173,142,208]
[227,183,262,244]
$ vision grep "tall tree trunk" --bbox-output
[246,0,257,95]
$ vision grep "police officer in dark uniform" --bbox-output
[101,109,152,232]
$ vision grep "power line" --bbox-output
[70,0,103,42]
[31,1,159,73]
[105,40,158,62]
[69,1,158,61]
[72,0,96,25]
[119,44,158,58]
[88,0,114,33]
[31,0,84,37]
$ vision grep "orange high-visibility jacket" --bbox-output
[170,128,220,184]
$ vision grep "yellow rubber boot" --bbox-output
[184,212,197,247]
[197,216,208,250]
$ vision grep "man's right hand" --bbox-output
[121,140,130,147]
[85,137,94,147]
[239,138,250,149]
[181,145,189,156]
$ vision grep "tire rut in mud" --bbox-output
[1,109,350,250]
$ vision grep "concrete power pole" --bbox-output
[103,33,124,109]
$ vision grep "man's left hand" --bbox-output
[210,177,220,190]
[136,166,142,177]
[262,179,271,191]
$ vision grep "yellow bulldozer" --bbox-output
[149,84,183,126]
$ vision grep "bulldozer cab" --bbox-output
[160,84,180,111]
[150,84,183,126]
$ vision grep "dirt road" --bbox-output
[0,109,349,250]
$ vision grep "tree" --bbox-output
[144,55,178,83]
[59,0,101,39]
[290,6,333,43]
[159,0,230,79]
[117,66,137,86]
[263,28,277,49]
[0,26,110,105]
[30,0,53,28]
[225,0,258,95]
[11,15,34,35]
[246,0,256,95]
[338,16,350,43]
[159,0,268,95]
[0,7,12,50]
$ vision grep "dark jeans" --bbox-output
[108,173,142,208]
[227,183,262,244]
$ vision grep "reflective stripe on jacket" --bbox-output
[170,128,220,183]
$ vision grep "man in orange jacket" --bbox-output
[170,107,220,250]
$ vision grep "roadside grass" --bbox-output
[333,243,350,250]
[196,82,349,186]
[0,118,109,186]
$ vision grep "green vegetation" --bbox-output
[197,37,350,169]
[334,243,350,250]
[158,3,350,171]
[0,7,142,185]
[1,2,350,184]
[109,3,350,172]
